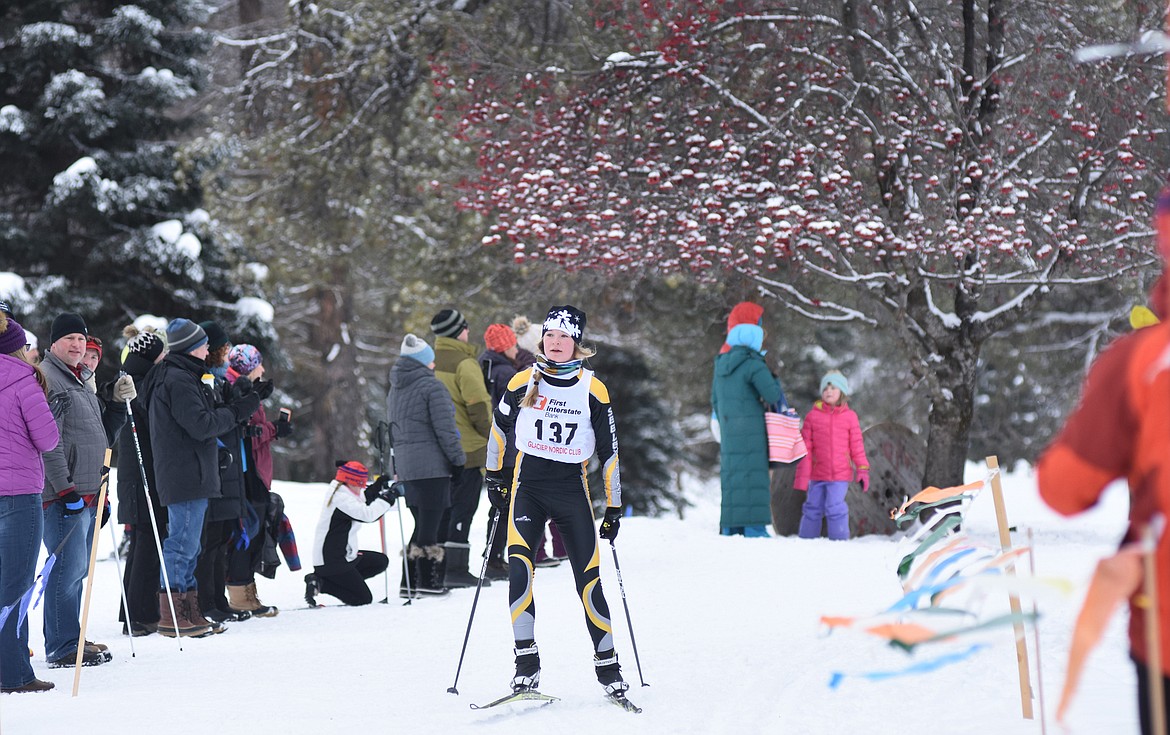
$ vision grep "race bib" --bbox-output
[514,370,595,462]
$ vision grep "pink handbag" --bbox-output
[765,412,807,464]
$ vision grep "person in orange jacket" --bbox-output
[1037,272,1170,735]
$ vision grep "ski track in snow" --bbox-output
[2,464,1136,734]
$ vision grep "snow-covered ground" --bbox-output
[1,463,1135,734]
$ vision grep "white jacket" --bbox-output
[311,481,390,570]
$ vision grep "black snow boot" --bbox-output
[415,545,450,596]
[304,573,320,607]
[511,640,540,692]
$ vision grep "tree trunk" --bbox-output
[298,280,361,478]
[921,338,980,489]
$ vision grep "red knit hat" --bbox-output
[86,336,103,360]
[720,301,765,354]
[726,301,764,332]
[484,323,517,353]
[334,461,369,488]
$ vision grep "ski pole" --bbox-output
[447,507,503,695]
[72,448,112,694]
[107,518,136,658]
[381,422,414,605]
[396,494,413,605]
[608,539,648,687]
[377,517,390,604]
[372,421,393,603]
[124,396,184,648]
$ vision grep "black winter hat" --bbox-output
[199,320,231,350]
[430,308,468,338]
[50,312,88,346]
[542,305,586,343]
[126,331,166,363]
[0,300,12,318]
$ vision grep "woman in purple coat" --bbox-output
[0,312,60,693]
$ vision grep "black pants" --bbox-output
[1135,657,1170,735]
[439,466,483,545]
[226,530,262,585]
[121,524,165,626]
[195,519,233,612]
[403,476,450,548]
[316,552,389,606]
[507,482,614,654]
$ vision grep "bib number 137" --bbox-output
[535,419,577,445]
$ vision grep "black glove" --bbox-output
[450,463,464,478]
[245,424,263,437]
[375,478,401,506]
[275,415,292,438]
[99,498,111,528]
[599,506,622,541]
[231,391,261,421]
[254,379,275,400]
[60,489,85,516]
[234,376,254,396]
[363,476,400,505]
[485,471,510,512]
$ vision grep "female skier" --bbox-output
[485,305,630,705]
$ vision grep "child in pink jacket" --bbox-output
[794,370,869,540]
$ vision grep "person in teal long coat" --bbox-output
[711,323,784,536]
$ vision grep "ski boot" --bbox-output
[595,648,629,695]
[511,640,541,692]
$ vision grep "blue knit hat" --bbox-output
[820,370,851,396]
[400,333,434,366]
[166,318,208,354]
[726,323,764,353]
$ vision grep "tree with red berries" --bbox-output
[441,0,1170,487]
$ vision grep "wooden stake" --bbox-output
[985,455,1034,719]
[72,448,112,697]
[1143,520,1167,735]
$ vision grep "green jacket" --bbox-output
[711,346,782,528]
[434,336,493,467]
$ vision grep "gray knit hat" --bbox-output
[430,309,468,338]
[166,318,208,354]
[400,333,435,365]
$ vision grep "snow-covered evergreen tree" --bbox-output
[0,1,249,342]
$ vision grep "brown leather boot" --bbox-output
[157,591,212,638]
[228,583,278,618]
[245,582,278,617]
[183,591,225,634]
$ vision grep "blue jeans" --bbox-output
[161,499,207,592]
[799,480,851,540]
[1,494,44,686]
[42,501,95,661]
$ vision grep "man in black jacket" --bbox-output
[144,319,259,637]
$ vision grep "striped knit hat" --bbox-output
[334,461,369,488]
[166,318,208,354]
[430,309,468,338]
